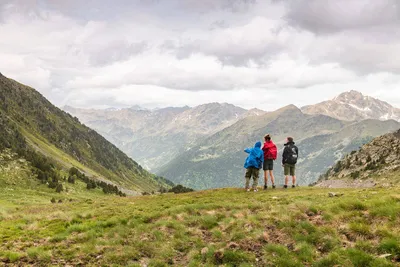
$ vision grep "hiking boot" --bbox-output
[254,188,258,192]
[272,184,276,189]
[246,188,251,192]
[283,185,288,189]
[292,185,296,188]
[264,185,268,190]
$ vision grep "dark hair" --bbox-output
[287,137,294,143]
[264,134,271,141]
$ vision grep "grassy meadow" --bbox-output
[1,183,400,266]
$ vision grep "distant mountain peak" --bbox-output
[302,91,400,122]
[333,90,370,104]
[129,105,148,111]
[334,90,363,100]
[277,104,301,112]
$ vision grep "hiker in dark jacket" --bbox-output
[262,134,277,190]
[244,141,264,192]
[282,137,299,188]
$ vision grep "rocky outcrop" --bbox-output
[321,129,400,181]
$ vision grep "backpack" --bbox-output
[285,145,298,164]
[266,144,278,160]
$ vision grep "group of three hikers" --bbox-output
[244,135,299,192]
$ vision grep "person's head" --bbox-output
[264,134,271,142]
[255,141,262,148]
[287,137,294,143]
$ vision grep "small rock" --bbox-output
[271,196,279,200]
[201,247,209,255]
[329,192,344,197]
[262,232,270,242]
[378,254,392,258]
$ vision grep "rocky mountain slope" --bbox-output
[320,129,400,185]
[158,105,400,189]
[0,73,172,194]
[302,90,400,122]
[64,103,265,170]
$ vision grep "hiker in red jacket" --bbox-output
[262,134,277,190]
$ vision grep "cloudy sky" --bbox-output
[1,0,400,110]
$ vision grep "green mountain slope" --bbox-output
[0,73,172,194]
[158,106,400,189]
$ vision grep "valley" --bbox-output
[66,92,400,190]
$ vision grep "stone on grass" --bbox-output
[201,247,209,255]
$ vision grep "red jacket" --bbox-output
[262,141,277,160]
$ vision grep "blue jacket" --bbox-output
[244,141,264,169]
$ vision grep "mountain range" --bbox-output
[64,103,266,171]
[65,90,400,189]
[0,73,172,195]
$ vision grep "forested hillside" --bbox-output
[0,73,172,194]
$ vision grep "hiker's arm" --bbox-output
[296,147,299,160]
[244,148,251,154]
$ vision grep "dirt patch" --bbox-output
[259,225,294,248]
[316,179,376,188]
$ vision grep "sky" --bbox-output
[1,0,400,111]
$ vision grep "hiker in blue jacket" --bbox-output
[244,141,264,192]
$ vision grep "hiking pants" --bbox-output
[245,167,259,189]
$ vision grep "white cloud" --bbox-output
[1,0,400,110]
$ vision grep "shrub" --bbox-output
[350,171,360,179]
[55,183,63,193]
[51,197,56,203]
[67,175,76,184]
[169,185,194,194]
[333,161,342,173]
